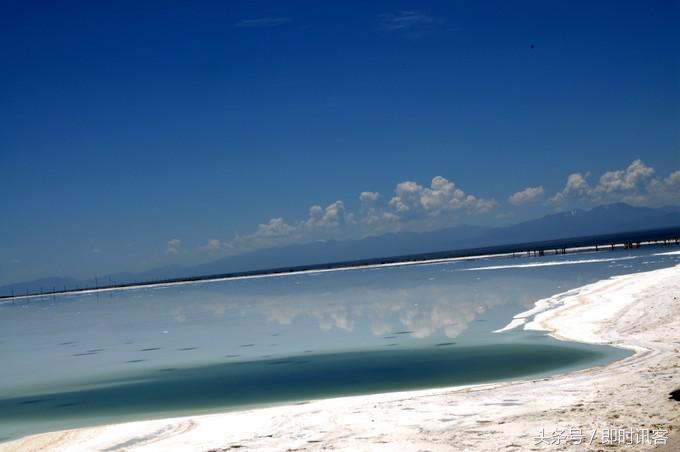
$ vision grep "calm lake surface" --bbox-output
[1,246,679,441]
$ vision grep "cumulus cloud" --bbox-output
[183,160,678,259]
[597,159,654,195]
[648,170,680,204]
[362,208,399,227]
[549,159,677,206]
[232,218,300,250]
[388,176,498,217]
[359,191,381,207]
[508,186,545,206]
[305,201,348,229]
[222,201,354,253]
[187,175,500,256]
[166,239,182,255]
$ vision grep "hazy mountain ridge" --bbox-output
[474,203,680,246]
[3,203,680,295]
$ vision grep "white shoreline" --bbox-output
[3,263,679,451]
[461,255,637,272]
[3,251,517,303]
[2,241,667,304]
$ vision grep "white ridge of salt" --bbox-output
[461,256,636,271]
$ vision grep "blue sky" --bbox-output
[1,0,679,285]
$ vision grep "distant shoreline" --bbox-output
[2,226,679,302]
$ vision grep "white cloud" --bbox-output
[233,218,300,250]
[389,181,421,213]
[549,159,677,206]
[199,239,224,252]
[549,173,592,205]
[224,201,353,253]
[166,239,182,255]
[305,201,348,229]
[648,170,680,204]
[388,176,498,217]
[508,186,545,206]
[359,191,381,207]
[255,218,297,238]
[362,208,399,227]
[596,159,654,195]
[189,175,499,255]
[185,160,678,259]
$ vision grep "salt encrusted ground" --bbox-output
[2,264,679,451]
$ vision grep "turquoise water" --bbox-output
[0,246,678,441]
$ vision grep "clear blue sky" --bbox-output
[1,0,678,284]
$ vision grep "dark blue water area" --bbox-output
[0,245,678,441]
[0,341,628,441]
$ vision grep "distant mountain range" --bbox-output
[3,203,680,296]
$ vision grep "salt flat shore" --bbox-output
[1,241,660,304]
[3,264,679,451]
